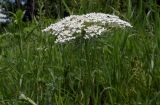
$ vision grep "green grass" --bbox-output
[1,0,160,105]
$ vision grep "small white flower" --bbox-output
[42,12,132,43]
[84,25,106,39]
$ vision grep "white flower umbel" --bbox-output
[0,8,10,24]
[42,13,132,43]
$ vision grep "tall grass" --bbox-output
[1,0,160,105]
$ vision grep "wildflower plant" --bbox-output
[42,13,132,43]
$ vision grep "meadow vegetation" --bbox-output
[0,0,160,105]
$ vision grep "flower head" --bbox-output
[42,13,132,43]
[0,8,10,24]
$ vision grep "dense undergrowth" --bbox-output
[1,0,160,105]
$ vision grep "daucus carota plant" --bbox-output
[42,13,132,43]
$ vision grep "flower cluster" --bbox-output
[0,7,10,24]
[42,13,132,43]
